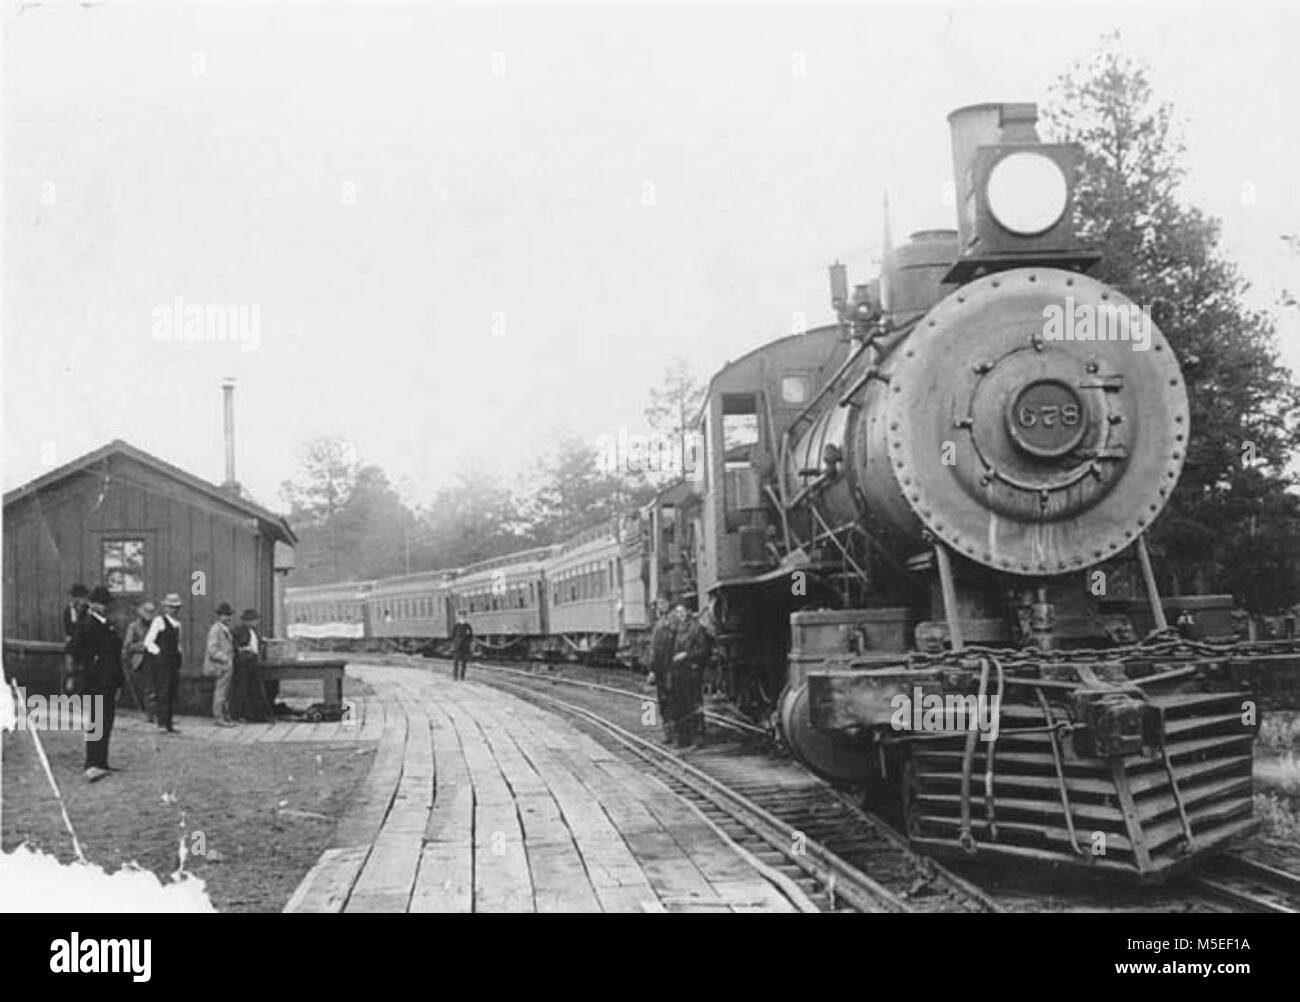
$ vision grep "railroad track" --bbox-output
[1191,854,1300,913]
[389,653,1002,913]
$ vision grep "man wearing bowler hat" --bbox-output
[143,593,185,733]
[61,583,90,695]
[206,601,237,726]
[68,586,124,781]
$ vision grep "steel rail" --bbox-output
[1191,853,1300,914]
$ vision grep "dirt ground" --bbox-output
[1,679,376,912]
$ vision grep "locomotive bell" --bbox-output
[858,267,1189,575]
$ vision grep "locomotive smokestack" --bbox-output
[221,377,239,496]
[947,102,1040,253]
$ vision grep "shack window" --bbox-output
[102,539,145,593]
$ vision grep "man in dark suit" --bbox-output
[647,597,678,744]
[230,608,269,722]
[61,583,90,695]
[451,610,473,680]
[668,604,712,748]
[68,586,124,782]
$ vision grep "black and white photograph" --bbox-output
[1,0,1298,967]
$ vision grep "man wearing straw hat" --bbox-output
[142,593,185,734]
[121,600,157,723]
[206,602,237,726]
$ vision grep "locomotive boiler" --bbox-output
[681,102,1299,880]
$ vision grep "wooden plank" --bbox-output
[514,793,572,847]
[705,880,796,913]
[592,884,662,913]
[347,828,423,913]
[279,720,326,742]
[621,831,721,902]
[331,711,408,848]
[282,845,369,913]
[253,720,298,743]
[357,698,387,743]
[409,842,473,913]
[426,783,475,843]
[473,785,534,914]
[526,842,601,913]
[232,721,273,744]
[501,731,660,905]
[207,719,246,742]
[473,843,534,913]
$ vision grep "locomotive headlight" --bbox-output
[985,152,1068,235]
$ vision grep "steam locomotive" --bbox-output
[680,101,1298,880]
[288,101,1298,881]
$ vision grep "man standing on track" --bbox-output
[647,596,678,745]
[451,609,473,680]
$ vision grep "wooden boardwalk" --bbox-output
[111,696,380,744]
[283,663,799,913]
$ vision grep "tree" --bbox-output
[1281,234,1299,312]
[334,465,417,580]
[279,436,362,581]
[280,438,425,583]
[522,434,637,543]
[1044,36,1300,610]
[645,356,706,482]
[414,469,532,569]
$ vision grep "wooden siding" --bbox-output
[3,452,281,680]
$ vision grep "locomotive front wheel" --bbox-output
[777,683,875,784]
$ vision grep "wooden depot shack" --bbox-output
[2,439,296,715]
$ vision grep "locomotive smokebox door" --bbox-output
[879,268,1188,576]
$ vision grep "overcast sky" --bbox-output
[4,0,1297,511]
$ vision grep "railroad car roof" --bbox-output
[370,571,458,595]
[285,580,374,599]
[552,521,618,554]
[456,546,554,577]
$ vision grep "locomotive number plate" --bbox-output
[1009,380,1086,457]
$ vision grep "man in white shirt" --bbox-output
[142,593,184,733]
